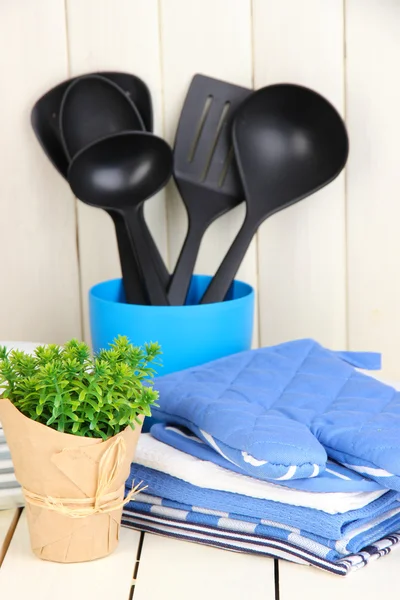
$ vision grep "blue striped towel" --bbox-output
[127,464,400,540]
[0,433,24,509]
[122,505,400,576]
[123,491,400,559]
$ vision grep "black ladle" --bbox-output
[101,71,153,132]
[60,74,148,305]
[31,71,154,178]
[68,131,173,306]
[96,75,170,291]
[60,75,145,160]
[200,83,349,304]
[99,75,171,291]
[31,72,169,303]
[60,74,170,296]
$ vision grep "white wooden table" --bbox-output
[0,508,399,599]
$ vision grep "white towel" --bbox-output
[135,434,386,515]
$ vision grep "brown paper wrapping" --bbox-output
[0,398,142,563]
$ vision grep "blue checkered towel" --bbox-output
[127,464,400,540]
[123,491,400,560]
[122,503,400,576]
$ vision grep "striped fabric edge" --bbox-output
[122,509,400,575]
[121,510,348,576]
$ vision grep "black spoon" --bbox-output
[31,72,169,303]
[31,71,153,178]
[96,75,170,291]
[89,74,170,292]
[60,74,148,304]
[68,131,173,305]
[60,74,145,160]
[101,71,153,132]
[31,78,71,178]
[200,83,349,304]
[31,73,147,303]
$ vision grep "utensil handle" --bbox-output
[137,205,170,291]
[124,208,170,306]
[200,217,255,304]
[109,212,148,305]
[167,220,205,305]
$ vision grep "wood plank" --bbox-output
[0,1,81,343]
[133,533,275,599]
[0,512,141,599]
[66,0,167,343]
[279,549,400,600]
[159,0,259,345]
[252,0,346,350]
[0,509,20,566]
[346,0,400,377]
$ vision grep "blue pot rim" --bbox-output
[89,275,254,313]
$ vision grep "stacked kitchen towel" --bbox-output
[0,423,24,509]
[122,339,400,575]
[0,342,38,509]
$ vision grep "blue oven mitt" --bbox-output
[150,339,399,488]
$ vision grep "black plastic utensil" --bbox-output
[98,75,170,291]
[31,72,166,304]
[31,72,153,179]
[200,83,349,304]
[31,78,71,178]
[168,74,251,305]
[60,74,170,297]
[68,131,173,305]
[60,74,148,304]
[100,71,153,132]
[60,74,145,160]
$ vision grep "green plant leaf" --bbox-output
[0,335,160,440]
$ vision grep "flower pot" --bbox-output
[0,399,142,563]
[90,275,254,432]
[89,274,255,376]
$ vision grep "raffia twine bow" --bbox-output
[22,436,146,519]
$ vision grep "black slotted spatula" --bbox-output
[168,74,252,305]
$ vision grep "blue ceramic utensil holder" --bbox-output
[89,274,254,430]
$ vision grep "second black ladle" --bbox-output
[60,74,169,303]
[60,74,147,304]
[31,71,154,179]
[200,83,349,304]
[68,131,173,306]
[60,74,145,160]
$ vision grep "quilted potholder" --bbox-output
[151,339,400,490]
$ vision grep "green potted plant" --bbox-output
[0,335,160,563]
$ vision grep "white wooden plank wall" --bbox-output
[159,0,259,346]
[66,0,168,342]
[253,0,346,350]
[0,0,399,376]
[0,0,81,343]
[345,0,400,376]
